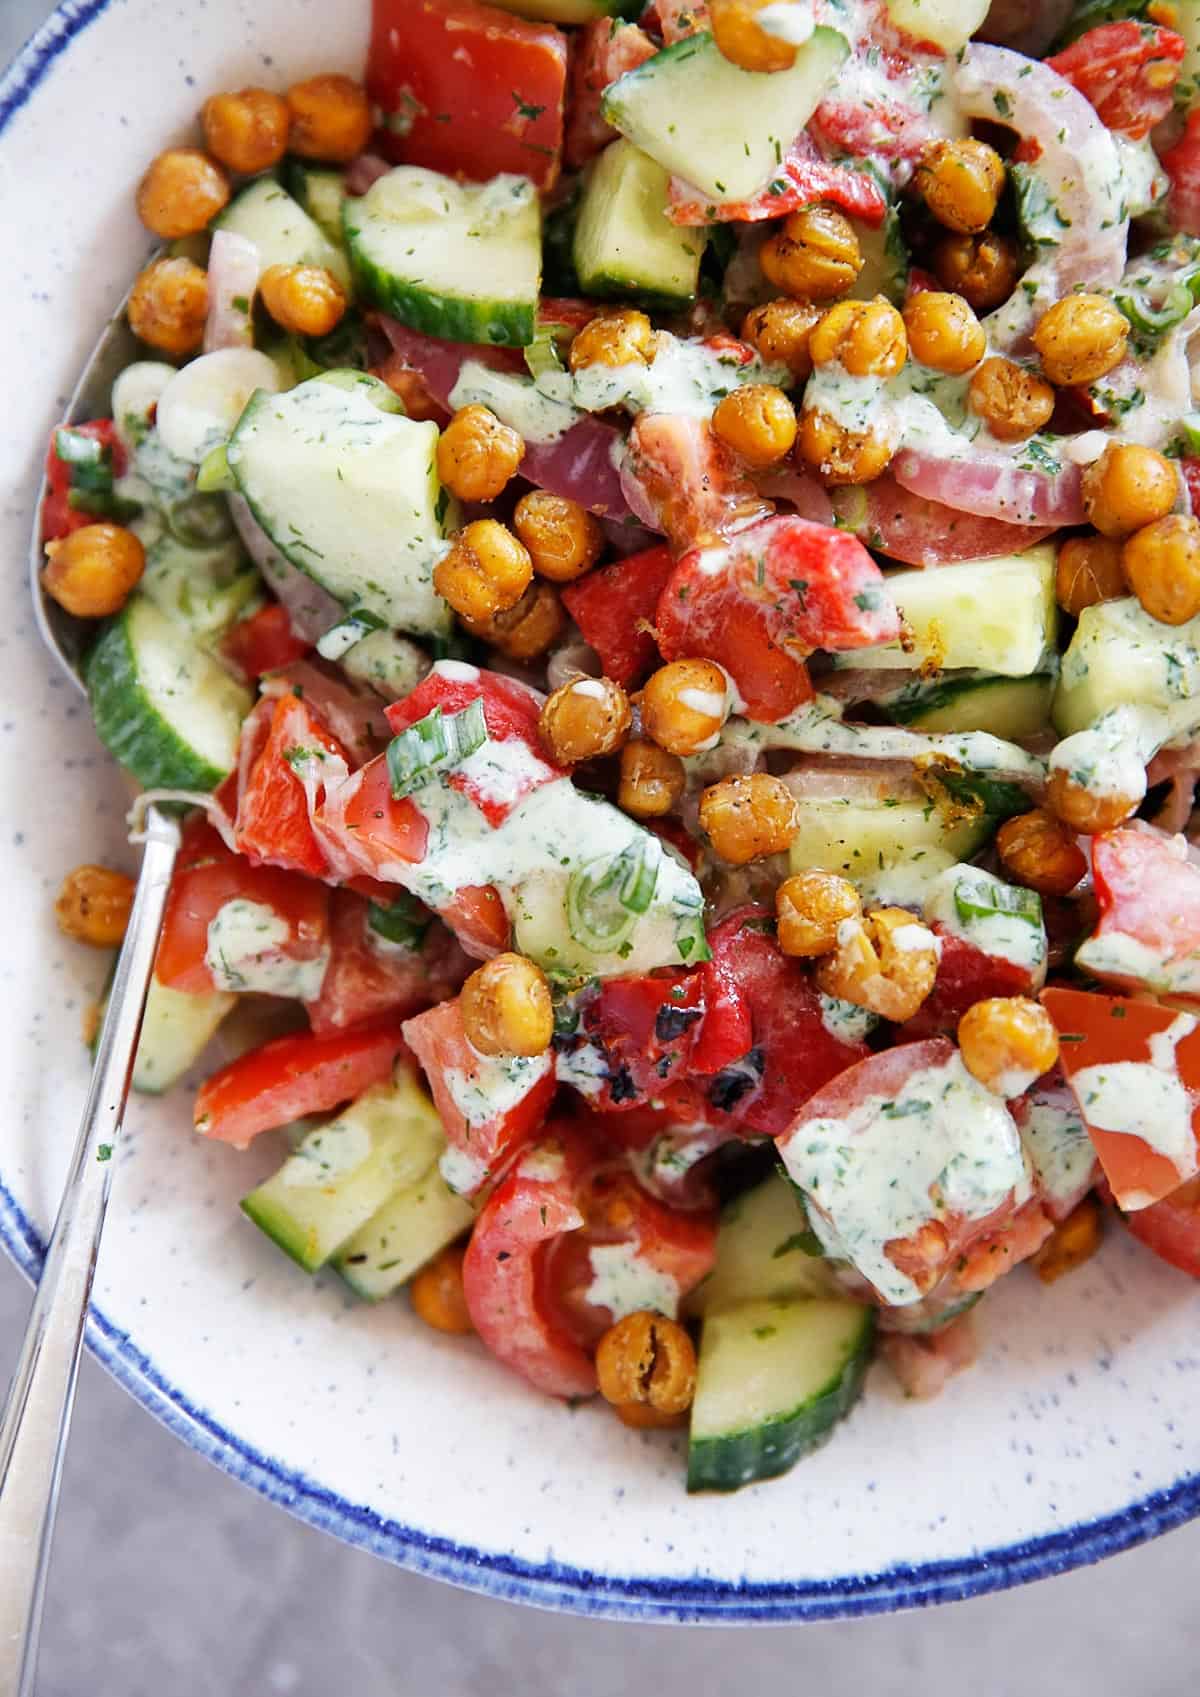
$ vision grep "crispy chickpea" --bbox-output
[996,808,1087,897]
[709,0,797,73]
[618,738,686,819]
[740,298,822,381]
[796,408,896,485]
[776,870,861,958]
[814,907,940,1023]
[1081,443,1178,538]
[932,230,1020,314]
[914,138,1005,234]
[711,383,797,468]
[1032,295,1129,387]
[810,296,907,377]
[1046,767,1137,835]
[760,205,864,303]
[512,490,603,583]
[1033,1196,1104,1286]
[967,356,1055,443]
[612,1401,688,1430]
[641,659,732,757]
[436,404,525,504]
[409,1245,474,1335]
[135,147,229,238]
[568,308,656,372]
[957,996,1059,1097]
[902,290,986,375]
[258,262,347,339]
[201,87,289,175]
[1055,535,1126,617]
[55,865,135,948]
[127,256,209,358]
[460,952,553,1057]
[1122,514,1200,626]
[699,773,800,865]
[42,524,145,619]
[461,580,565,661]
[434,520,532,623]
[595,1312,696,1417]
[539,675,632,764]
[285,73,373,163]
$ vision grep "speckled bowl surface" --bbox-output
[1,0,1198,1624]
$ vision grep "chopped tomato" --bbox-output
[621,412,773,555]
[830,475,1056,567]
[367,0,568,191]
[318,753,430,876]
[1121,1175,1200,1278]
[560,543,674,689]
[564,19,656,168]
[1083,827,1200,1001]
[1043,986,1200,1211]
[222,604,310,680]
[193,1019,409,1148]
[41,419,126,543]
[441,885,512,957]
[905,929,1040,1039]
[304,889,464,1034]
[403,997,556,1193]
[368,353,447,424]
[1047,22,1184,141]
[236,692,353,879]
[1164,111,1200,236]
[156,818,329,996]
[667,136,887,227]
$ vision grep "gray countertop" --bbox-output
[3,4,1197,1690]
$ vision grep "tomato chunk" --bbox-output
[1079,827,1200,1002]
[1122,1175,1200,1279]
[830,475,1056,567]
[222,603,310,680]
[621,412,773,554]
[1047,22,1184,141]
[564,19,657,168]
[560,543,674,689]
[905,928,1040,1039]
[667,136,887,227]
[236,693,354,879]
[304,889,466,1034]
[41,419,126,543]
[1163,110,1200,237]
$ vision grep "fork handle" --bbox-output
[0,806,180,1697]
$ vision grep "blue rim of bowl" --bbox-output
[4,0,1200,1625]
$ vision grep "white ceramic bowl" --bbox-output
[2,0,1199,1624]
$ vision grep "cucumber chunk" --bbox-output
[573,140,706,305]
[787,782,991,890]
[334,1170,475,1300]
[602,28,848,204]
[687,1174,836,1318]
[215,177,351,291]
[280,161,348,247]
[344,167,542,348]
[688,1298,874,1492]
[888,672,1055,739]
[86,595,252,791]
[132,978,236,1094]
[138,532,261,642]
[1053,596,1200,736]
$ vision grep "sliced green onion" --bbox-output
[54,427,107,467]
[367,892,429,950]
[196,442,236,493]
[1176,413,1200,455]
[387,697,488,799]
[954,874,1042,929]
[523,325,567,384]
[935,768,1030,822]
[566,836,662,954]
[316,608,388,661]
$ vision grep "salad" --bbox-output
[41,0,1200,1493]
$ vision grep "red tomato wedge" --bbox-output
[304,890,464,1035]
[905,928,1040,1039]
[564,18,656,168]
[830,475,1056,567]
[318,754,430,877]
[1121,1176,1200,1279]
[367,0,568,190]
[667,135,887,227]
[621,412,773,554]
[236,693,353,879]
[1042,987,1200,1211]
[560,543,674,689]
[193,1020,409,1149]
[222,603,310,680]
[156,818,329,996]
[1080,828,1200,1002]
[1047,22,1184,141]
[41,419,125,544]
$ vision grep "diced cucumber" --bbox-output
[687,1298,874,1492]
[339,628,429,700]
[882,0,988,53]
[226,374,453,636]
[241,1068,445,1273]
[888,672,1056,739]
[214,177,351,291]
[344,167,542,348]
[86,596,252,791]
[602,28,848,205]
[280,160,347,247]
[132,978,236,1094]
[573,140,706,305]
[1053,596,1200,736]
[839,547,1058,677]
[333,1169,474,1300]
[139,532,261,642]
[787,783,991,887]
[847,202,908,306]
[687,1174,836,1318]
[487,0,630,21]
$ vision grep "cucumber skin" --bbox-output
[686,1312,873,1493]
[239,1193,321,1273]
[344,211,535,349]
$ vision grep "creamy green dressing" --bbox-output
[757,0,815,44]
[443,1047,552,1130]
[1018,1085,1096,1211]
[570,335,788,420]
[1070,1013,1199,1201]
[448,361,580,444]
[818,993,880,1044]
[585,1242,681,1322]
[923,863,1047,981]
[1050,699,1200,801]
[205,898,329,999]
[1075,926,1200,999]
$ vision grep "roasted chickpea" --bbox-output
[201,87,290,175]
[796,408,896,485]
[1046,767,1137,835]
[699,773,800,865]
[1055,534,1126,617]
[42,524,145,619]
[760,204,864,302]
[1032,294,1129,387]
[434,520,532,623]
[127,256,209,358]
[409,1245,474,1335]
[258,262,347,339]
[461,580,565,661]
[641,659,732,757]
[459,951,553,1057]
[931,230,1020,314]
[810,296,907,377]
[1081,443,1178,538]
[776,870,861,958]
[1123,513,1200,625]
[902,290,986,375]
[814,907,940,1023]
[568,308,656,372]
[915,138,1005,234]
[55,864,136,948]
[512,490,603,583]
[612,1401,688,1430]
[595,1312,696,1416]
[617,738,686,819]
[709,0,798,72]
[539,675,632,764]
[740,299,822,381]
[967,356,1055,443]
[711,383,797,467]
[1033,1196,1104,1286]
[135,147,229,238]
[957,996,1059,1097]
[436,404,525,503]
[996,808,1088,897]
[285,73,373,163]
